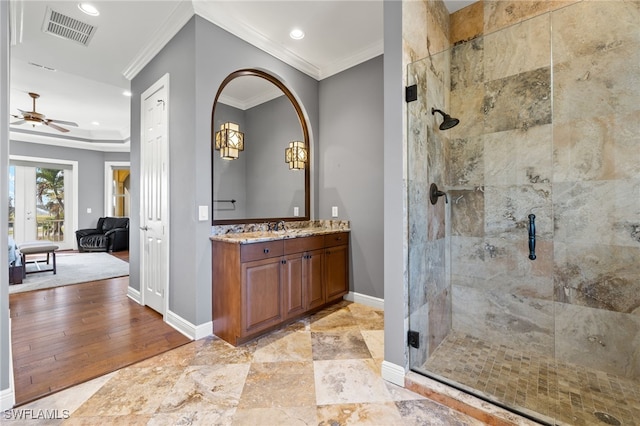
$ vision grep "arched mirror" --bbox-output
[211,69,310,224]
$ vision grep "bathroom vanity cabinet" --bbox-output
[211,231,349,346]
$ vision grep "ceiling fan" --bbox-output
[11,92,79,133]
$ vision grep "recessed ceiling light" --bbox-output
[78,3,99,16]
[91,121,100,126]
[122,90,132,97]
[289,28,305,40]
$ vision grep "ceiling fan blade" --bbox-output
[45,121,70,133]
[48,119,79,127]
[11,120,26,125]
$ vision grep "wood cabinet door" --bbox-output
[283,254,305,319]
[325,244,349,302]
[305,249,325,310]
[242,257,283,335]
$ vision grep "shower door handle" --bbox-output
[528,214,536,260]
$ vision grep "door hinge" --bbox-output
[405,84,417,103]
[408,330,420,349]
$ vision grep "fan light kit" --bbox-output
[10,92,79,132]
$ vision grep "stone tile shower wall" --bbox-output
[406,0,452,367]
[551,1,640,379]
[444,1,640,379]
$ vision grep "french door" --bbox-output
[9,156,77,250]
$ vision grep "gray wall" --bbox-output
[383,0,406,368]
[246,96,305,218]
[213,96,305,220]
[213,103,248,220]
[9,141,129,229]
[130,16,197,304]
[318,56,384,299]
[131,15,319,326]
[1,0,11,399]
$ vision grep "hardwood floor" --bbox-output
[109,250,129,263]
[10,264,190,405]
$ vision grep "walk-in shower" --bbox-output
[407,2,639,425]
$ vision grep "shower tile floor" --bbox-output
[422,332,640,426]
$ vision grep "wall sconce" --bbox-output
[215,122,244,160]
[285,141,307,170]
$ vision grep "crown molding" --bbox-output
[122,0,383,83]
[122,0,194,81]
[10,129,130,152]
[218,90,283,111]
[319,40,384,80]
[193,2,321,80]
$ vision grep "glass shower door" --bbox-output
[407,2,639,425]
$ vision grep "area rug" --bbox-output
[9,252,130,294]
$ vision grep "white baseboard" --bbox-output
[1,314,15,410]
[194,321,213,340]
[344,291,384,310]
[165,310,212,341]
[0,386,15,411]
[381,361,405,387]
[128,289,211,341]
[127,286,142,304]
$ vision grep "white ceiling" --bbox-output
[8,0,474,151]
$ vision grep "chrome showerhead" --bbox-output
[431,108,460,130]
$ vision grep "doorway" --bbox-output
[104,161,131,218]
[9,156,77,250]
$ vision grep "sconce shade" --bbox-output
[215,122,244,160]
[285,141,307,170]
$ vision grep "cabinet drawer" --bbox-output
[324,232,349,248]
[240,240,283,262]
[284,235,324,254]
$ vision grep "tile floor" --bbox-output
[8,301,483,425]
[423,331,640,426]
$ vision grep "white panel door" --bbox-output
[140,75,169,315]
[12,166,37,243]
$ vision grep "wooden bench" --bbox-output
[19,241,59,276]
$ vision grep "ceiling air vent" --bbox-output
[42,7,96,46]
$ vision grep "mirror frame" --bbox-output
[211,69,310,225]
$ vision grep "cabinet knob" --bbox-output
[263,248,270,254]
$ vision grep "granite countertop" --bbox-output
[210,220,350,244]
